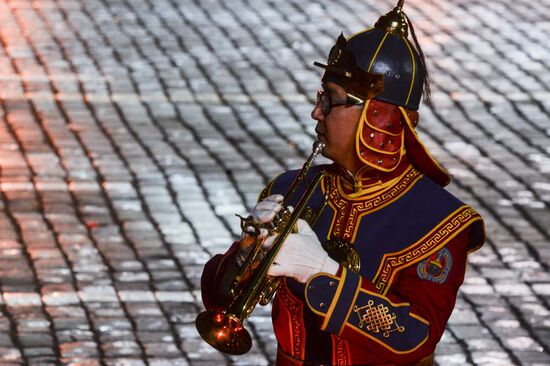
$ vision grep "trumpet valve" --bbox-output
[269,207,292,234]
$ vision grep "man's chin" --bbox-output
[320,148,333,161]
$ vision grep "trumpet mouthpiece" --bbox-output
[312,141,326,155]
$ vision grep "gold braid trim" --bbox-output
[333,336,350,365]
[276,280,306,359]
[374,206,482,295]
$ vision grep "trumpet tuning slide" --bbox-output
[195,310,252,355]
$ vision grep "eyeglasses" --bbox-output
[316,90,364,116]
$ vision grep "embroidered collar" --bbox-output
[335,158,414,199]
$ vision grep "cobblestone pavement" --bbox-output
[0,0,548,365]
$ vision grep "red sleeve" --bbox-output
[200,241,241,311]
[304,228,473,365]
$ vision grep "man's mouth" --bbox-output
[315,129,326,141]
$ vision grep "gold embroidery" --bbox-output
[374,206,482,294]
[328,168,422,241]
[353,300,405,337]
[333,336,349,365]
[277,281,305,358]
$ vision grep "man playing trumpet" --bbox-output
[199,1,485,365]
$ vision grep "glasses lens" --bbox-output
[317,90,331,115]
[323,95,331,115]
[317,90,331,116]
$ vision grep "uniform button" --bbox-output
[329,281,335,287]
[308,285,314,291]
[320,302,325,308]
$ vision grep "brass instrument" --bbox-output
[195,141,328,355]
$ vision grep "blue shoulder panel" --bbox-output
[352,176,468,280]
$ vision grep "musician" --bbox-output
[200,2,485,365]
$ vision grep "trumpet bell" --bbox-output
[195,310,252,355]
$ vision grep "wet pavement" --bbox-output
[0,0,549,365]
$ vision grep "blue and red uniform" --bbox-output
[201,3,486,362]
[201,162,485,365]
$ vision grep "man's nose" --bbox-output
[311,102,324,122]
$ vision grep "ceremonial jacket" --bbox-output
[201,163,485,366]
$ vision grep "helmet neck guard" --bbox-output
[354,100,451,187]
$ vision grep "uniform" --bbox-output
[202,158,484,365]
[198,1,485,364]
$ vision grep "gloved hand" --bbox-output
[266,219,339,283]
[237,194,285,266]
[250,194,284,224]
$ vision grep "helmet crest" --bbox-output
[374,0,408,37]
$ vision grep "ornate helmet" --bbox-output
[314,0,451,186]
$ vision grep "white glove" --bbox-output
[250,194,284,224]
[237,194,285,266]
[266,219,339,283]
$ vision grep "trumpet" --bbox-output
[195,141,328,355]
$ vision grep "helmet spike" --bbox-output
[374,1,408,37]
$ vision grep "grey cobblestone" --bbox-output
[0,0,547,365]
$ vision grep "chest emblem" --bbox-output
[416,248,452,284]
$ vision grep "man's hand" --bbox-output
[266,219,339,283]
[250,194,284,224]
[237,194,285,266]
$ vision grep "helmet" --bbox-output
[314,0,427,110]
[314,0,451,186]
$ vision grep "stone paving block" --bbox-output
[102,340,142,358]
[59,341,99,358]
[62,359,102,366]
[104,359,146,366]
[22,347,56,358]
[470,350,515,366]
[98,330,135,345]
[148,359,188,366]
[27,357,58,366]
[17,332,54,348]
[143,342,180,357]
